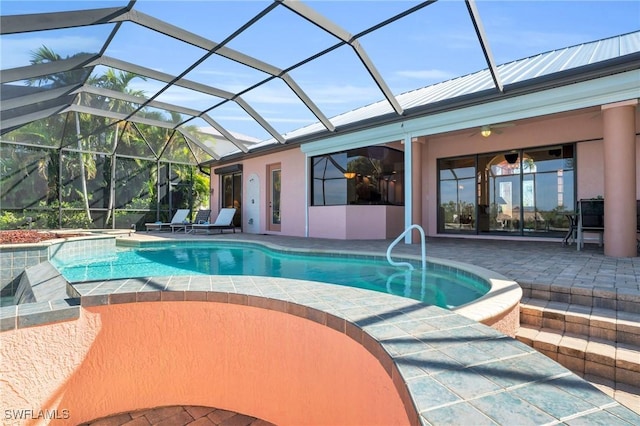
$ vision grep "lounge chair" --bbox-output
[170,209,211,233]
[145,209,190,232]
[191,208,237,234]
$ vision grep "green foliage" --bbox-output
[2,45,211,230]
[0,211,23,230]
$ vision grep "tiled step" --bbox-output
[520,298,640,346]
[516,324,640,388]
[519,283,640,315]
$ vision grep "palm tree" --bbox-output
[25,46,96,222]
[87,68,147,226]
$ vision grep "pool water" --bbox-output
[52,243,489,309]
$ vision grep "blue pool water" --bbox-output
[52,243,489,308]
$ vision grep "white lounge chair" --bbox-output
[191,208,237,234]
[170,209,211,233]
[145,209,190,232]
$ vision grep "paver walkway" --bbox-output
[81,405,275,426]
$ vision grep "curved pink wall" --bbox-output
[1,302,410,426]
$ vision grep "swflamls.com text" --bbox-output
[5,409,70,421]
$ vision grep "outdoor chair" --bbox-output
[170,209,211,233]
[636,200,640,250]
[145,209,190,232]
[191,208,237,234]
[576,199,604,251]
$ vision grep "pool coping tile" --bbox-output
[3,284,639,424]
[2,235,638,425]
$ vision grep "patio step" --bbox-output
[516,324,640,388]
[519,298,640,346]
[517,298,640,389]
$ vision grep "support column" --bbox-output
[411,137,424,243]
[404,134,412,244]
[602,100,638,257]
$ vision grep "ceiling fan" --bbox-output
[471,122,515,137]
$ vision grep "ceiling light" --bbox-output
[343,172,356,179]
[480,125,492,138]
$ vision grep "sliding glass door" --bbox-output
[438,144,575,237]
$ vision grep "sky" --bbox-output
[2,0,639,143]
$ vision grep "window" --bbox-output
[438,144,575,237]
[220,171,242,227]
[438,157,476,231]
[311,146,404,206]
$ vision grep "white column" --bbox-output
[411,138,424,243]
[404,134,412,244]
[304,153,309,237]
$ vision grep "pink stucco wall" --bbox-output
[309,205,404,239]
[211,107,639,241]
[308,206,347,239]
[1,302,409,426]
[212,149,307,236]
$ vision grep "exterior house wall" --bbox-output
[308,206,347,239]
[212,149,307,236]
[308,205,404,239]
[211,108,639,241]
[423,108,640,236]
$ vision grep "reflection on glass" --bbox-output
[438,157,476,232]
[522,146,575,233]
[477,153,522,233]
[272,169,281,225]
[312,146,404,206]
[221,172,242,227]
[440,145,575,237]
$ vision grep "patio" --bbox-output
[2,231,639,423]
[127,231,640,414]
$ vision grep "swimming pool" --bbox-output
[52,242,489,309]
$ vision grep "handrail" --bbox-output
[386,224,426,270]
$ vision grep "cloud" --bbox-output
[1,36,103,69]
[395,69,456,81]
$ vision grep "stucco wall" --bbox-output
[308,205,404,239]
[308,206,347,239]
[211,107,639,240]
[212,149,307,236]
[1,302,408,426]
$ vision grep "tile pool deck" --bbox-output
[2,232,639,424]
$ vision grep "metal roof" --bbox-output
[263,31,640,146]
[1,1,639,165]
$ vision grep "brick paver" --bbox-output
[82,406,275,426]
